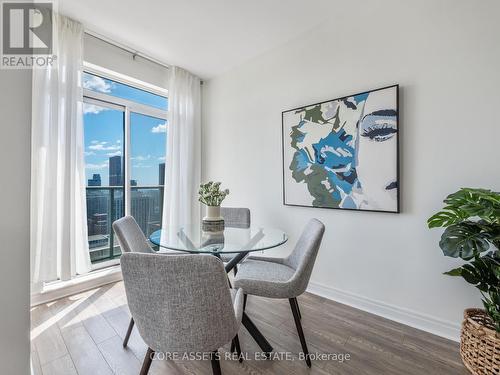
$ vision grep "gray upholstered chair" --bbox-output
[220,207,251,229]
[112,216,155,347]
[121,252,244,375]
[113,216,155,254]
[219,207,251,272]
[233,218,325,367]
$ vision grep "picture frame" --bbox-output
[281,84,399,213]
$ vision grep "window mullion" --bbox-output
[124,107,132,216]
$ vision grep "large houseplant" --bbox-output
[428,188,499,374]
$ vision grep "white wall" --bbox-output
[202,0,500,340]
[0,69,32,374]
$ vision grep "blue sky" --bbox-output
[83,73,167,186]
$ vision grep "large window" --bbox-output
[83,65,167,265]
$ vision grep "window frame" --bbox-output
[83,63,168,270]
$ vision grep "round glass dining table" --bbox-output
[148,224,288,354]
[149,225,287,255]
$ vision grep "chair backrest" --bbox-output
[221,207,251,228]
[120,252,238,353]
[112,216,154,254]
[285,218,325,296]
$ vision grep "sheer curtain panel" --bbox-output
[161,67,201,232]
[31,15,91,293]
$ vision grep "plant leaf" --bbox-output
[443,267,462,276]
[439,223,490,259]
[428,208,464,228]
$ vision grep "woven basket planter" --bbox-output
[461,308,500,374]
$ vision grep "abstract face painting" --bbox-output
[282,85,399,213]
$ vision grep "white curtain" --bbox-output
[31,15,91,292]
[161,67,201,231]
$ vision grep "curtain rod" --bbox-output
[84,29,171,70]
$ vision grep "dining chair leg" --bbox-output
[293,297,302,320]
[243,293,247,311]
[140,347,155,375]
[233,264,238,276]
[289,298,311,367]
[210,351,222,375]
[242,312,273,355]
[123,317,134,347]
[233,334,243,362]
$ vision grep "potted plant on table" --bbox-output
[198,181,230,221]
[428,188,499,374]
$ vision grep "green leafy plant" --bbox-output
[198,181,229,206]
[428,188,500,332]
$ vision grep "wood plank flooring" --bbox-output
[31,281,467,375]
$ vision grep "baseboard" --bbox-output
[31,266,123,307]
[307,281,461,342]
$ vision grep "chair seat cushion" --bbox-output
[233,259,296,299]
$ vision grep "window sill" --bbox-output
[31,265,123,307]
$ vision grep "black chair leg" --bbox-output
[289,298,311,367]
[210,351,222,375]
[230,340,235,354]
[140,347,155,375]
[294,298,302,320]
[123,317,134,347]
[233,264,238,276]
[243,293,247,311]
[233,334,243,362]
[242,312,273,356]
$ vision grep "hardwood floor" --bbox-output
[31,281,467,375]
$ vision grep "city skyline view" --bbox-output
[83,72,168,262]
[83,72,167,187]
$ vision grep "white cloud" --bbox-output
[83,75,113,93]
[151,122,167,133]
[131,154,151,161]
[85,151,95,156]
[88,141,121,151]
[83,103,108,115]
[106,151,122,157]
[157,156,165,161]
[85,162,108,170]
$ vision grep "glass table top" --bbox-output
[149,225,288,254]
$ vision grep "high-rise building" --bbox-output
[90,213,108,235]
[130,179,138,186]
[142,188,162,232]
[159,163,165,185]
[88,174,101,186]
[86,190,108,233]
[109,156,122,186]
[86,188,124,237]
[131,191,152,235]
[112,194,152,235]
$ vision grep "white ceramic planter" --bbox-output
[203,205,223,221]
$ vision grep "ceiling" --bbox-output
[59,0,332,79]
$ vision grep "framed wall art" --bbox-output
[282,84,399,213]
